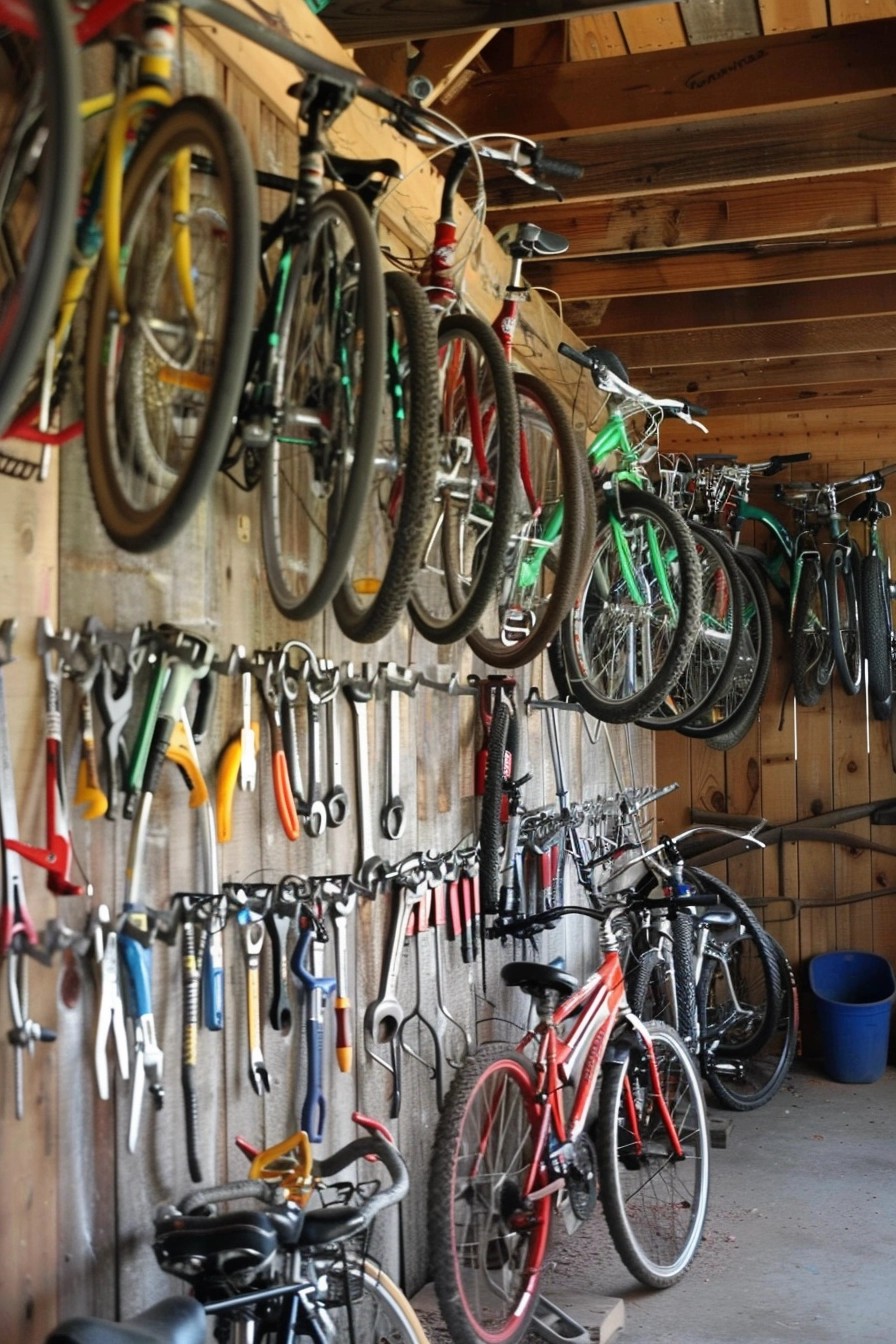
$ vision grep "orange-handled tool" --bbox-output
[332,884,356,1073]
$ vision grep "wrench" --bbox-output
[318,659,349,829]
[378,662,418,841]
[343,663,386,890]
[290,902,336,1143]
[239,914,270,1094]
[364,861,428,1116]
[265,883,297,1035]
[301,663,330,839]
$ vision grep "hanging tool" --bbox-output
[427,856,472,1058]
[67,630,108,820]
[378,662,418,841]
[343,662,386,889]
[253,650,300,841]
[265,879,297,1035]
[119,905,163,1152]
[331,880,356,1073]
[365,859,428,1118]
[290,898,336,1143]
[179,895,210,1182]
[5,618,82,894]
[89,620,140,821]
[319,659,348,828]
[239,907,270,1095]
[0,619,55,1118]
[93,903,129,1101]
[302,652,336,839]
[215,646,259,844]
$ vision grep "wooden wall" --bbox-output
[0,8,647,1341]
[654,408,896,1055]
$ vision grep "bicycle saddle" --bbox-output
[502,961,579,999]
[45,1297,205,1344]
[495,221,569,258]
[153,1205,303,1288]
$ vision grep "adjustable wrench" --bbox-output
[343,663,386,889]
[378,662,418,841]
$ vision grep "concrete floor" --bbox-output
[414,1060,896,1344]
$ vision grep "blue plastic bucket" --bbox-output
[808,951,896,1084]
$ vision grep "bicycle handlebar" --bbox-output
[557,343,708,431]
[168,1133,408,1225]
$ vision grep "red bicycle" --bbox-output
[384,121,595,664]
[428,900,710,1344]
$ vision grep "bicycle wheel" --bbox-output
[827,542,863,696]
[84,96,259,552]
[559,486,702,724]
[860,550,893,720]
[680,552,774,749]
[262,189,386,621]
[637,523,744,730]
[332,270,438,642]
[701,935,798,1112]
[428,1044,550,1344]
[464,371,593,668]
[408,313,520,646]
[313,1252,429,1344]
[597,1019,709,1288]
[683,865,782,1055]
[0,0,81,436]
[479,700,521,914]
[791,557,834,707]
[628,914,697,1048]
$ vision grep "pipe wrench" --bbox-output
[291,900,336,1143]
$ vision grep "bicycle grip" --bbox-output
[763,452,812,476]
[558,341,591,368]
[532,147,583,181]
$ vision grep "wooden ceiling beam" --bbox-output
[529,229,896,301]
[440,19,896,139]
[320,0,667,46]
[482,97,896,209]
[590,314,896,367]
[592,276,896,337]
[486,170,896,258]
[634,350,896,394]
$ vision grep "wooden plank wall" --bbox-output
[654,408,896,1057]
[0,10,649,1342]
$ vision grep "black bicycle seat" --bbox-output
[46,1298,205,1344]
[502,961,579,999]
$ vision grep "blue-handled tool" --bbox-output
[119,906,163,1152]
[291,905,336,1144]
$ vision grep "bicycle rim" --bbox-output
[409,314,519,645]
[429,1046,550,1344]
[597,1020,709,1287]
[638,523,744,729]
[702,937,798,1112]
[465,371,592,668]
[792,558,833,707]
[332,269,439,642]
[0,0,81,436]
[560,487,702,723]
[84,97,258,551]
[261,190,386,621]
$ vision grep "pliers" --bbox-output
[93,904,129,1101]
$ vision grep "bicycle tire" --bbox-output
[408,313,520,645]
[332,270,439,642]
[261,189,386,621]
[314,1252,430,1344]
[464,371,593,668]
[84,95,259,552]
[827,542,863,696]
[479,700,520,915]
[0,0,81,435]
[701,935,798,1112]
[428,1044,550,1344]
[597,1019,710,1288]
[683,865,782,1056]
[559,486,702,724]
[637,522,744,730]
[680,553,774,749]
[860,551,893,720]
[791,556,834,707]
